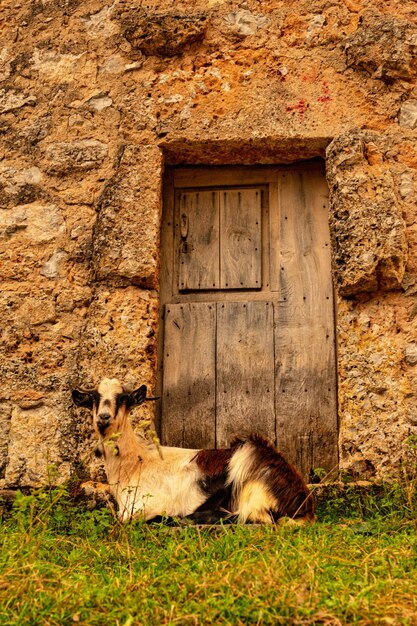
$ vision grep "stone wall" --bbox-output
[0,0,416,485]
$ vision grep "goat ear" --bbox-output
[72,389,96,409]
[126,385,148,407]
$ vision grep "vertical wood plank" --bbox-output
[178,191,220,291]
[162,303,216,448]
[275,170,338,479]
[261,187,271,292]
[275,323,337,477]
[220,189,262,289]
[268,180,280,292]
[216,301,275,447]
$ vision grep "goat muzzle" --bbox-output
[97,413,111,434]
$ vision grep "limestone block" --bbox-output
[85,94,113,112]
[0,202,65,243]
[223,10,268,38]
[0,165,43,208]
[30,49,96,83]
[42,140,108,175]
[0,281,87,412]
[18,115,52,147]
[40,250,68,279]
[76,286,158,427]
[344,12,417,82]
[93,145,162,287]
[120,10,207,56]
[399,171,415,198]
[4,401,71,488]
[399,99,417,129]
[326,130,408,296]
[80,6,120,37]
[17,297,56,326]
[336,297,415,479]
[0,89,36,113]
[0,48,11,82]
[305,14,326,44]
[99,54,126,75]
[0,208,67,282]
[405,343,417,366]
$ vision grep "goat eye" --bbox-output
[116,393,128,411]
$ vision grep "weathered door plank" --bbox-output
[268,181,280,292]
[220,189,262,290]
[275,170,338,478]
[275,322,337,476]
[162,303,216,448]
[178,191,220,291]
[216,301,275,447]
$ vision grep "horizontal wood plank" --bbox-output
[172,162,325,188]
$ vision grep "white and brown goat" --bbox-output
[72,378,315,524]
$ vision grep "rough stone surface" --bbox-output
[42,140,108,175]
[5,401,72,488]
[399,99,417,129]
[120,9,208,57]
[345,11,417,82]
[0,0,416,484]
[326,130,408,296]
[337,297,416,478]
[1,202,65,243]
[399,170,415,198]
[0,165,43,208]
[93,145,163,287]
[40,250,69,279]
[223,10,269,38]
[405,343,417,366]
[0,89,36,113]
[76,285,158,392]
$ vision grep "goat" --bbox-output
[72,378,315,524]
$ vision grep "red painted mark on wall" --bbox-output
[317,81,332,103]
[302,73,317,83]
[286,99,308,120]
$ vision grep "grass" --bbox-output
[1,481,417,625]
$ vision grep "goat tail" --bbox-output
[226,435,315,524]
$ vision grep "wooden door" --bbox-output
[158,163,338,480]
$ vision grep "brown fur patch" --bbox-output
[193,448,233,477]
[193,448,234,516]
